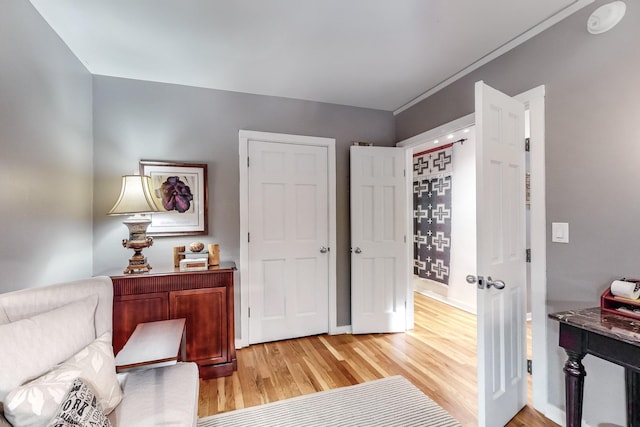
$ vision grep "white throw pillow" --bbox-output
[4,332,123,427]
[45,378,111,427]
[0,295,98,404]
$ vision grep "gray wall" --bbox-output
[396,2,640,424]
[92,76,395,327]
[0,1,93,293]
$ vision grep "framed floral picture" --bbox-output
[139,160,208,236]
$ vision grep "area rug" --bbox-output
[197,375,462,426]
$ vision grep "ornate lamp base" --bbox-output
[122,240,153,274]
[122,215,154,274]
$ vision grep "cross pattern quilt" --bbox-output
[413,147,453,285]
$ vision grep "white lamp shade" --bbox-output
[108,175,163,215]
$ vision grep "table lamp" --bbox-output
[108,174,163,274]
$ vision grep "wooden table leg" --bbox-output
[625,368,640,427]
[563,349,586,427]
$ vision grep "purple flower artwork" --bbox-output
[161,176,193,213]
[140,160,207,236]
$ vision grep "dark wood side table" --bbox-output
[111,262,237,379]
[549,307,640,427]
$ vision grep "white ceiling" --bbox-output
[29,0,590,112]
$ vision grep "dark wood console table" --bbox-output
[111,262,236,379]
[549,307,640,427]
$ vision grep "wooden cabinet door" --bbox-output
[112,292,169,355]
[170,287,228,365]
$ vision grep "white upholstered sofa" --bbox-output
[0,276,199,427]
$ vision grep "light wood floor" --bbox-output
[198,292,558,426]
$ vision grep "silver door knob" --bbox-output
[466,275,484,289]
[486,276,506,290]
[466,275,506,290]
[320,246,329,253]
[354,247,362,254]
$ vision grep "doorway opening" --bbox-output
[411,125,478,315]
[408,113,533,400]
[397,84,547,416]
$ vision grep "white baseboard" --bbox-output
[415,289,476,315]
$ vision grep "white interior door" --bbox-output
[350,146,409,334]
[475,81,527,427]
[248,139,330,344]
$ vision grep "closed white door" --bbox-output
[248,140,330,344]
[474,81,527,427]
[350,146,409,334]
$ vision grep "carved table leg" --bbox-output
[625,368,640,427]
[563,349,586,427]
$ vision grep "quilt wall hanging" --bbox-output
[413,144,453,285]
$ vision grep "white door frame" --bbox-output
[396,85,548,417]
[238,130,337,349]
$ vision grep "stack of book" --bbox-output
[178,251,208,271]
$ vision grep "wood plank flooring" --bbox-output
[198,292,558,426]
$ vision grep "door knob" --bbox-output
[320,246,329,253]
[466,275,483,289]
[354,247,362,254]
[466,275,506,290]
[486,276,506,290]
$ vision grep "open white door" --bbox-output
[474,81,527,427]
[350,146,409,334]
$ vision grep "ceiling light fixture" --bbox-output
[587,1,626,34]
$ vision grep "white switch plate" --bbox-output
[552,222,569,243]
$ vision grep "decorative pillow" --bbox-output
[4,332,122,426]
[0,295,98,404]
[45,378,111,427]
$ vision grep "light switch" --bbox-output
[552,222,569,243]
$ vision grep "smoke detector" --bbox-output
[587,1,626,34]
